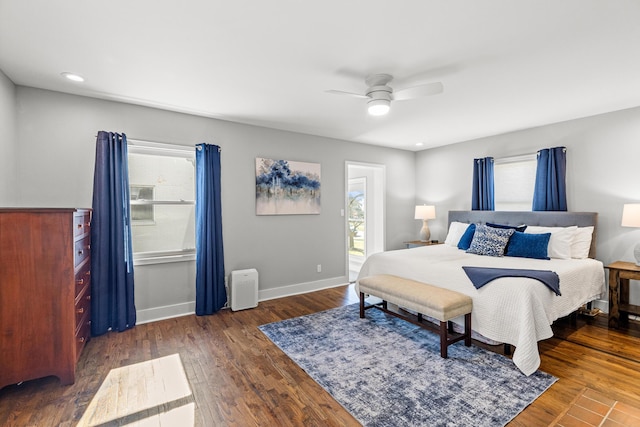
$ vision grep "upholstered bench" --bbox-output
[358,274,473,358]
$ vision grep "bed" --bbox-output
[356,210,605,376]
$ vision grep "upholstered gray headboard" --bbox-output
[448,210,598,258]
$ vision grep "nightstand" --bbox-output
[404,240,441,249]
[607,261,640,328]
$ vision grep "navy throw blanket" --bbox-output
[462,266,561,296]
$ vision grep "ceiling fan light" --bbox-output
[368,99,390,116]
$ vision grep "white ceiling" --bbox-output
[1,1,640,151]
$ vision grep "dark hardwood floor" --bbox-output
[1,284,640,426]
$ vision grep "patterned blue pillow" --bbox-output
[466,224,515,257]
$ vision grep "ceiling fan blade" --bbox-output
[325,89,368,99]
[393,82,443,101]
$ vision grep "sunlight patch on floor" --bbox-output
[77,353,194,427]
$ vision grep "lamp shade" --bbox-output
[414,205,436,220]
[622,204,640,227]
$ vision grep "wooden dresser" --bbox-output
[0,208,92,389]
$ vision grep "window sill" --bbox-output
[133,252,196,266]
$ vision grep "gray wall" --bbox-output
[0,70,17,204]
[416,106,640,305]
[12,83,637,317]
[11,87,416,321]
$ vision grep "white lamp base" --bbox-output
[419,220,431,242]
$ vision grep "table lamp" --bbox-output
[415,205,436,242]
[621,203,640,266]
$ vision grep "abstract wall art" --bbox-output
[255,157,321,215]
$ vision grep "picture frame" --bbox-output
[255,157,321,215]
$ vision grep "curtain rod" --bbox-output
[93,134,178,145]
[127,137,194,147]
[94,134,220,151]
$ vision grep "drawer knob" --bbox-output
[77,224,83,229]
[77,308,84,314]
[77,250,83,255]
[86,295,91,301]
[76,278,84,285]
[79,337,85,343]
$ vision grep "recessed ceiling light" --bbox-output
[416,142,424,147]
[61,72,85,82]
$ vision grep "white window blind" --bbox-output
[494,153,537,211]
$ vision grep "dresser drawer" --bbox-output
[75,261,91,297]
[75,315,91,361]
[74,212,91,238]
[75,284,91,330]
[74,236,91,267]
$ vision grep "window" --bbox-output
[128,141,195,264]
[494,154,537,211]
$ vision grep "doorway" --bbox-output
[346,162,385,282]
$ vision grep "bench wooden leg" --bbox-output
[504,343,512,355]
[440,321,448,358]
[464,313,472,347]
[440,314,472,358]
[359,292,365,318]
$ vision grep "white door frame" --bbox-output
[345,161,386,281]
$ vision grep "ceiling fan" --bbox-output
[326,73,443,116]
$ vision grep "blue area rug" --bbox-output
[259,303,557,427]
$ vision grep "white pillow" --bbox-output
[444,221,471,246]
[525,225,578,259]
[571,226,594,259]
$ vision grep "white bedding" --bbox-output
[356,244,605,376]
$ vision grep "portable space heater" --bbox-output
[230,268,258,311]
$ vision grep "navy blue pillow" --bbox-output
[505,231,551,260]
[457,223,476,250]
[487,222,528,232]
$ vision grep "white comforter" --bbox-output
[356,244,605,376]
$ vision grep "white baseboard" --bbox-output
[258,276,350,302]
[136,301,196,325]
[136,276,350,324]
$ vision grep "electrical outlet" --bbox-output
[317,264,322,273]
